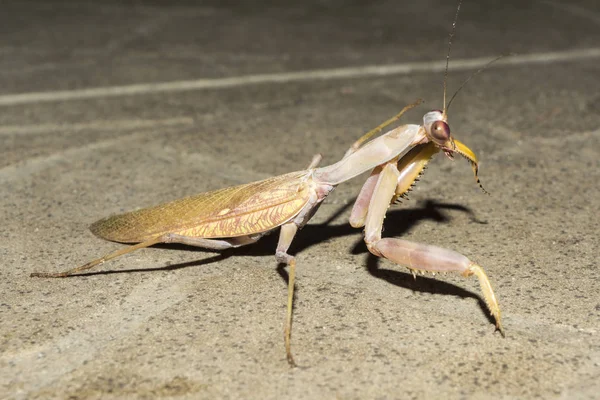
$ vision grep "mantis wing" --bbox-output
[90,170,313,243]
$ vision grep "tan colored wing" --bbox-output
[90,170,312,243]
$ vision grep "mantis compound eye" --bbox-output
[430,120,451,143]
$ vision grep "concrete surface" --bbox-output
[1,0,599,399]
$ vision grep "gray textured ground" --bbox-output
[1,0,599,399]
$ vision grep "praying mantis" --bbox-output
[31,1,503,366]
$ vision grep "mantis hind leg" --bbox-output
[30,236,166,278]
[30,234,257,278]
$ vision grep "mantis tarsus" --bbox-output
[32,0,504,366]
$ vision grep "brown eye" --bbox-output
[431,120,450,142]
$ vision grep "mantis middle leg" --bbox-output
[344,98,423,158]
[274,222,300,367]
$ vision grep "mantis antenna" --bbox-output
[442,0,463,116]
[445,54,509,114]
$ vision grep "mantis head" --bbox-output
[422,109,488,194]
[423,110,454,157]
[416,0,487,194]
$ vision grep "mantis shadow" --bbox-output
[273,199,493,324]
[237,198,485,257]
[68,199,494,324]
[364,254,495,326]
[309,199,493,325]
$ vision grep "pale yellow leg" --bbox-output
[344,98,423,157]
[30,236,165,278]
[275,223,300,367]
[30,234,249,278]
[284,258,297,366]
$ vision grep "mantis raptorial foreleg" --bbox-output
[349,143,439,229]
[349,166,382,228]
[357,159,503,334]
